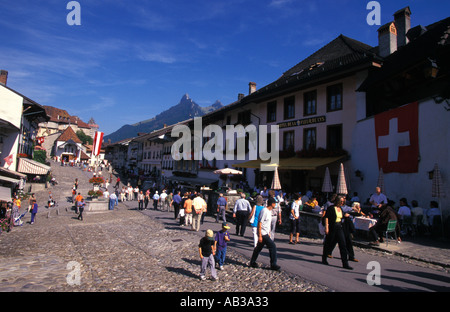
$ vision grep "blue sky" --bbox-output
[0,0,448,135]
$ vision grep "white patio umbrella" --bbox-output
[431,163,445,236]
[271,166,282,191]
[336,163,348,195]
[214,168,242,188]
[322,167,333,194]
[213,168,242,175]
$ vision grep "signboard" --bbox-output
[278,116,326,129]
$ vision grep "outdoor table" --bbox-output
[353,217,377,231]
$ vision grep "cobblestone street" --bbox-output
[0,199,329,292]
[1,163,449,293]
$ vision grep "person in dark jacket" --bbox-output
[321,195,353,270]
[369,202,402,245]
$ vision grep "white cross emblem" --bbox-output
[378,118,410,162]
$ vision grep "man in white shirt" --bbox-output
[249,197,280,271]
[369,187,387,218]
[160,190,168,211]
[153,191,160,210]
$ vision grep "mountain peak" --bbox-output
[104,94,223,143]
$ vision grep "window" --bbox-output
[267,101,277,123]
[237,110,251,125]
[327,84,343,112]
[226,116,231,125]
[283,131,295,151]
[284,96,295,120]
[304,90,317,116]
[327,124,343,150]
[303,128,316,151]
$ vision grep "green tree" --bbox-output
[76,130,93,145]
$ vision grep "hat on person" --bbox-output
[206,229,214,241]
[222,222,230,230]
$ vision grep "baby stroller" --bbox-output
[13,209,27,226]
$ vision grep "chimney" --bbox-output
[378,22,397,57]
[394,7,411,48]
[249,82,256,95]
[0,70,8,86]
[238,93,245,101]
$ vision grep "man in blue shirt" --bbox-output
[216,193,227,223]
[172,191,182,219]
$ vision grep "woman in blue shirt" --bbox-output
[248,195,265,248]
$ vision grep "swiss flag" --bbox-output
[374,102,419,173]
[4,154,14,167]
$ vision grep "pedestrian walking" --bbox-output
[133,186,139,201]
[233,192,252,237]
[172,191,181,219]
[160,190,168,211]
[144,191,150,210]
[214,222,231,270]
[216,193,227,223]
[30,199,38,225]
[183,193,192,227]
[77,199,85,221]
[138,191,144,210]
[75,193,83,214]
[248,195,265,248]
[109,192,117,210]
[12,198,21,226]
[322,195,353,270]
[192,193,207,232]
[166,192,173,212]
[199,229,218,281]
[289,194,302,244]
[127,185,133,201]
[249,197,280,271]
[152,191,160,210]
[269,190,282,240]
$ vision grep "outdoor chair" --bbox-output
[384,220,398,247]
[401,216,414,237]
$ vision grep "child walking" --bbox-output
[198,229,218,281]
[214,222,231,270]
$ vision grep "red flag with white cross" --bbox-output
[374,102,419,173]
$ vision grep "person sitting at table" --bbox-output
[351,202,367,217]
[369,202,401,245]
[426,201,441,233]
[369,187,388,219]
[410,200,426,234]
[303,195,318,212]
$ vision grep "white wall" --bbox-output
[351,98,449,218]
[0,86,23,170]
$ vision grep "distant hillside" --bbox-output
[104,94,223,143]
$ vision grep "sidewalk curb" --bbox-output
[353,241,450,269]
